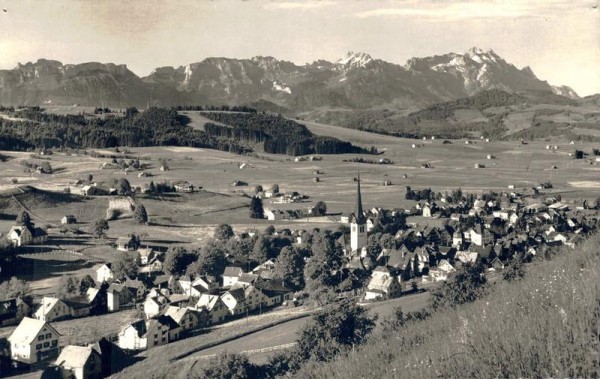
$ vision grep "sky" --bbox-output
[0,0,598,96]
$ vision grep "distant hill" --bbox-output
[323,89,600,141]
[0,48,583,113]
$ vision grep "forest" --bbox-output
[0,107,369,156]
[201,112,371,155]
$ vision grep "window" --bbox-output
[45,333,51,339]
[38,335,44,341]
[43,342,49,348]
[36,344,42,350]
[51,341,58,347]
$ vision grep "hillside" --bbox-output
[322,89,600,140]
[293,235,600,378]
[0,48,580,114]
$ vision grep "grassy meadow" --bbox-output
[293,234,600,378]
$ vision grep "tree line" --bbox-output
[201,112,371,155]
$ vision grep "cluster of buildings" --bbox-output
[337,177,598,301]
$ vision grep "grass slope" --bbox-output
[296,235,600,378]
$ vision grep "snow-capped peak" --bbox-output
[336,51,373,68]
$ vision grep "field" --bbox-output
[1,122,600,295]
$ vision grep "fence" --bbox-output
[193,342,298,360]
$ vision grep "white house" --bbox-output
[96,263,114,283]
[221,288,246,315]
[34,297,72,322]
[222,267,243,287]
[364,267,402,301]
[163,306,200,332]
[8,317,61,364]
[53,345,102,379]
[196,294,229,324]
[7,225,47,247]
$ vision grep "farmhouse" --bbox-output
[7,225,47,247]
[61,215,77,224]
[8,317,61,365]
[52,345,102,379]
[164,306,201,332]
[174,181,195,193]
[364,267,402,301]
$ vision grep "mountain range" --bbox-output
[0,47,582,113]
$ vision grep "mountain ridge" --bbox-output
[0,48,582,111]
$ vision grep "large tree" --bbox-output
[186,240,228,277]
[117,178,132,196]
[163,246,198,277]
[55,275,80,299]
[295,300,377,363]
[251,235,273,264]
[304,232,342,294]
[273,246,305,291]
[214,224,234,241]
[16,211,32,227]
[92,219,109,238]
[133,204,148,224]
[0,277,30,300]
[311,201,327,216]
[111,252,139,281]
[190,352,259,379]
[249,196,264,219]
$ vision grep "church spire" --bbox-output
[355,174,365,224]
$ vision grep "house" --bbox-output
[264,208,284,221]
[179,275,218,297]
[243,285,269,312]
[365,267,402,301]
[34,297,71,322]
[424,259,456,283]
[116,236,138,252]
[106,283,133,312]
[81,185,109,196]
[96,263,114,283]
[174,181,194,193]
[195,294,229,324]
[7,225,47,247]
[123,278,146,300]
[61,215,77,225]
[237,273,259,287]
[52,345,102,379]
[163,305,201,332]
[8,317,61,364]
[254,280,293,307]
[118,315,180,351]
[0,297,29,327]
[252,259,277,279]
[143,296,167,319]
[221,287,246,315]
[137,247,155,265]
[222,266,243,287]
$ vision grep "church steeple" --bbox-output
[354,174,365,224]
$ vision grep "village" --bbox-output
[0,146,598,379]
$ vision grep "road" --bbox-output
[184,291,430,363]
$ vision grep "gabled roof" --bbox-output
[223,266,243,277]
[55,345,97,369]
[163,306,193,325]
[224,287,246,302]
[8,317,60,344]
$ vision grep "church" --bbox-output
[349,175,368,255]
